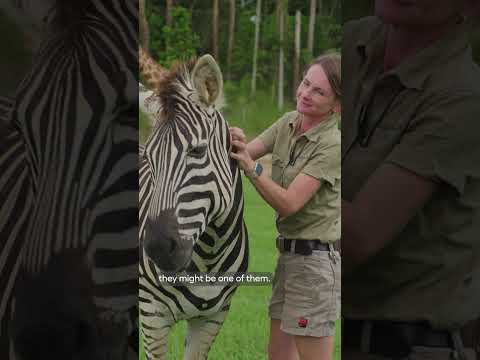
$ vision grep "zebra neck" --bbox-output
[192,167,246,271]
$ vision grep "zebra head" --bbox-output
[142,54,235,272]
[0,0,92,26]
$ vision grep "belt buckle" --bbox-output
[277,236,285,252]
[291,239,296,254]
[361,321,373,353]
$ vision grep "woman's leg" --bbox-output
[268,253,298,360]
[294,334,334,360]
[278,249,340,360]
[268,319,299,360]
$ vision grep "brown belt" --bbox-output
[276,236,329,255]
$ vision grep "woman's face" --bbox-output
[296,64,338,119]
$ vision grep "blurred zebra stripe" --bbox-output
[4,1,139,359]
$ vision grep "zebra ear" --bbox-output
[191,55,223,107]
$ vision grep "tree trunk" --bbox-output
[330,0,338,18]
[277,0,285,110]
[166,0,173,27]
[189,0,196,13]
[139,0,150,53]
[293,10,301,101]
[227,0,236,80]
[251,0,261,96]
[307,0,316,56]
[212,0,219,60]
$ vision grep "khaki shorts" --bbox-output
[268,248,341,337]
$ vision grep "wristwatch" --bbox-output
[245,162,263,179]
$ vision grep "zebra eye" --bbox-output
[188,144,207,158]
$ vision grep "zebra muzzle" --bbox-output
[144,210,193,272]
[11,251,101,360]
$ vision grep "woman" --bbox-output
[230,53,341,360]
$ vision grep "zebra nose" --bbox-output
[144,210,192,271]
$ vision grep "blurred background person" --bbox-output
[342,0,480,359]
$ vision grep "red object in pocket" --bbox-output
[298,317,308,328]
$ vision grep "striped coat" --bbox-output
[3,1,139,359]
[139,55,249,360]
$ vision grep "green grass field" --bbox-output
[139,180,341,360]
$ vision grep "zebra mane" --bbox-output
[157,58,197,121]
[56,1,89,27]
[157,57,225,123]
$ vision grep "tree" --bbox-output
[227,0,236,81]
[144,0,344,101]
[139,0,150,52]
[329,0,339,18]
[251,0,261,96]
[166,0,174,27]
[307,0,316,56]
[293,10,301,100]
[157,6,199,67]
[277,0,286,110]
[212,0,219,60]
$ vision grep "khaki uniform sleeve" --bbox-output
[386,93,480,194]
[257,113,290,153]
[302,134,341,187]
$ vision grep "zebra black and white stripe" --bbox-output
[5,1,139,359]
[139,55,249,360]
[0,95,33,358]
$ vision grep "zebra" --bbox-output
[3,1,139,359]
[139,50,249,359]
[0,95,33,358]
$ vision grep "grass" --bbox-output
[139,180,341,360]
[222,86,295,139]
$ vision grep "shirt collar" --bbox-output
[288,112,338,142]
[356,17,470,90]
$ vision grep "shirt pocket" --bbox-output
[353,126,404,173]
[282,155,309,187]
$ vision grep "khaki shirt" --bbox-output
[259,111,341,243]
[342,17,480,329]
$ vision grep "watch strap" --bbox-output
[246,162,263,179]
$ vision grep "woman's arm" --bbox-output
[250,171,321,219]
[342,163,438,273]
[246,138,268,161]
[230,139,321,218]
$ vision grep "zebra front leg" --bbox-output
[183,310,229,360]
[140,302,173,360]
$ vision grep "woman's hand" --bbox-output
[229,128,321,219]
[229,127,255,172]
[229,127,247,143]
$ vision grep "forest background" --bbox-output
[140,0,480,140]
[140,0,342,139]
